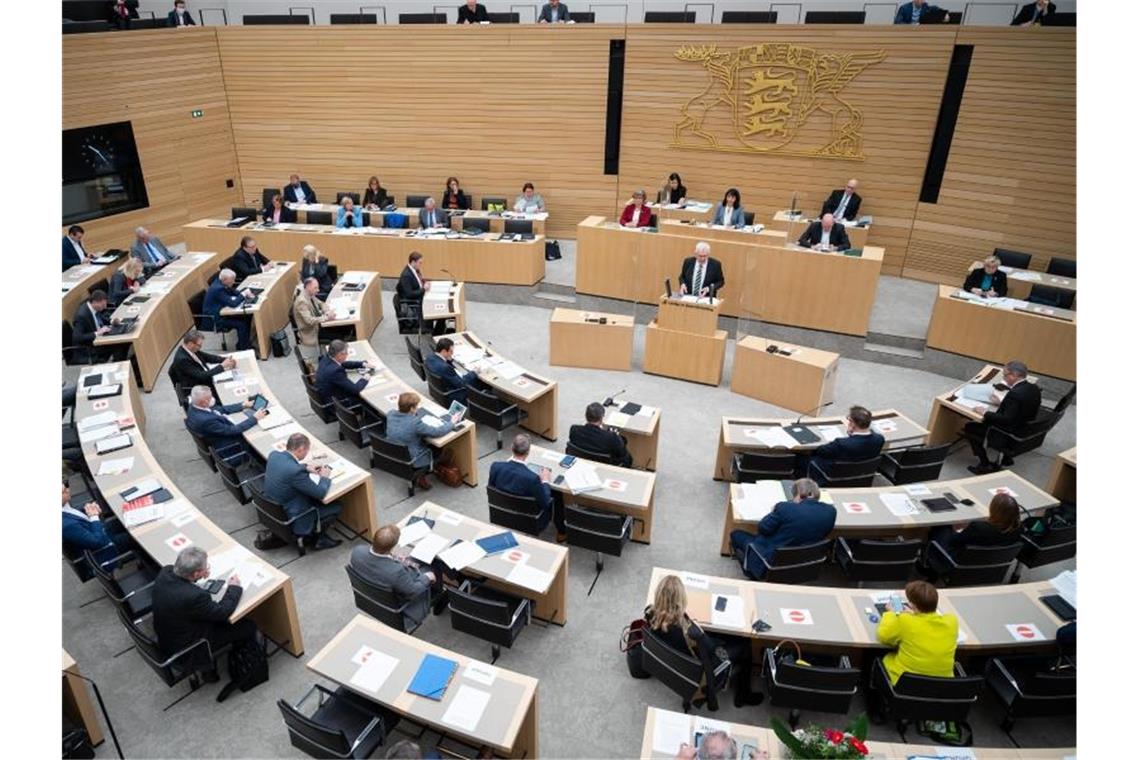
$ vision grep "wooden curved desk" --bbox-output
[714,409,929,481]
[1046,447,1076,503]
[320,270,384,341]
[212,351,378,539]
[75,362,304,655]
[62,256,124,321]
[926,363,1041,446]
[218,260,297,360]
[719,470,1058,555]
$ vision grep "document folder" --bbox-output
[407,654,458,701]
[475,532,518,555]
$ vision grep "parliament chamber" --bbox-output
[55,4,1085,759]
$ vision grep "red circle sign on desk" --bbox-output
[1015,625,1035,639]
[787,610,805,623]
[507,550,524,562]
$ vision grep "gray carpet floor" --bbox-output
[64,288,1077,759]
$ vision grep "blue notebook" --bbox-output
[407,654,458,701]
[475,531,519,555]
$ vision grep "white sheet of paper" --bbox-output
[436,510,463,526]
[607,411,631,427]
[170,509,198,528]
[880,492,919,516]
[540,449,563,463]
[1009,270,1042,282]
[78,424,121,444]
[492,360,524,380]
[959,383,995,403]
[440,685,491,732]
[652,709,693,755]
[903,484,933,497]
[271,422,303,440]
[636,405,657,417]
[77,410,117,432]
[438,540,487,570]
[398,520,432,545]
[816,425,846,443]
[1050,570,1076,608]
[349,649,399,692]
[754,427,800,448]
[506,562,552,592]
[710,595,745,629]
[410,533,450,564]
[681,572,709,590]
[462,661,499,687]
[97,457,135,476]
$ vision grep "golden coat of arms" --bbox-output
[672,43,887,160]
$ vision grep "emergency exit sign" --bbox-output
[191,109,204,118]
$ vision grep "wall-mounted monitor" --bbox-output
[62,121,149,224]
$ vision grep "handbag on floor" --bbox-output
[620,619,651,679]
[433,449,463,488]
[545,240,562,261]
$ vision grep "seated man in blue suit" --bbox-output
[262,433,343,550]
[488,434,565,541]
[423,337,485,405]
[183,385,267,463]
[203,268,254,351]
[894,0,949,23]
[62,481,134,577]
[314,339,376,406]
[62,225,92,271]
[730,478,836,579]
[803,405,885,479]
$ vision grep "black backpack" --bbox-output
[269,329,291,358]
[217,635,269,702]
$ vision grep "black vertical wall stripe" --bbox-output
[604,39,625,176]
[921,44,974,204]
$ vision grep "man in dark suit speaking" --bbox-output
[569,403,633,467]
[964,360,1042,474]
[678,242,725,298]
[820,179,862,221]
[797,213,851,251]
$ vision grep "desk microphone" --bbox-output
[707,283,719,305]
[482,339,493,358]
[793,401,833,426]
[603,389,626,407]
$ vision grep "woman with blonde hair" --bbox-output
[109,257,145,306]
[299,244,334,295]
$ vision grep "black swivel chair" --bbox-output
[466,386,527,449]
[645,11,695,22]
[394,292,423,336]
[335,192,361,205]
[303,377,337,424]
[332,398,385,449]
[425,371,465,408]
[87,278,110,296]
[463,217,491,233]
[983,410,1062,468]
[648,213,659,227]
[251,489,312,557]
[406,195,430,208]
[804,10,865,23]
[762,646,859,728]
[211,446,264,506]
[188,289,234,351]
[563,505,633,594]
[1046,257,1076,278]
[742,211,756,225]
[345,564,428,634]
[185,429,218,473]
[1026,284,1076,310]
[731,451,796,483]
[481,197,508,210]
[808,456,881,488]
[399,13,446,24]
[404,336,427,381]
[924,541,1022,586]
[486,486,547,536]
[722,10,776,22]
[871,659,984,743]
[486,12,519,23]
[117,607,230,711]
[877,444,952,485]
[1014,517,1076,581]
[261,188,281,210]
[278,683,397,759]
[984,654,1076,743]
[994,248,1033,269]
[568,12,595,22]
[744,540,832,584]
[369,437,430,498]
[446,581,530,664]
[307,211,333,226]
[504,219,533,236]
[87,550,156,624]
[565,440,616,466]
[641,628,731,714]
[167,365,195,412]
[330,13,378,24]
[294,345,315,382]
[231,206,258,221]
[835,537,922,584]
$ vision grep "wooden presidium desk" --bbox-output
[214,351,378,539]
[321,271,384,340]
[220,260,296,360]
[771,209,872,250]
[926,364,1040,445]
[576,217,883,336]
[644,296,727,386]
[286,203,548,237]
[720,470,1057,555]
[730,336,838,414]
[548,308,634,371]
[349,340,479,487]
[645,567,1067,655]
[444,331,559,441]
[96,251,221,391]
[75,362,304,654]
[968,260,1077,304]
[641,706,1073,760]
[395,500,568,624]
[713,409,929,481]
[927,286,1075,381]
[184,219,544,286]
[309,615,539,758]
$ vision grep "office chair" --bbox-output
[486,12,519,23]
[211,446,264,506]
[762,646,859,728]
[398,13,446,24]
[1046,257,1076,278]
[644,11,695,22]
[563,505,633,594]
[404,336,427,381]
[261,187,281,210]
[463,217,491,233]
[804,11,865,23]
[243,14,309,25]
[834,537,922,584]
[722,11,776,22]
[335,192,361,205]
[302,376,336,424]
[306,211,333,226]
[565,440,617,466]
[405,195,430,208]
[369,437,430,499]
[117,606,231,711]
[731,451,796,483]
[1026,284,1076,310]
[924,541,1022,586]
[446,581,530,664]
[876,443,952,485]
[994,248,1033,269]
[231,206,258,221]
[742,210,756,225]
[330,13,378,24]
[641,628,730,713]
[466,386,527,448]
[982,410,1061,467]
[486,486,548,536]
[184,428,218,473]
[332,398,385,449]
[345,564,428,634]
[743,540,831,584]
[808,456,881,488]
[251,488,313,557]
[984,654,1076,744]
[278,683,397,759]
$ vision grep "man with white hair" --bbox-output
[679,241,725,298]
[964,359,1042,473]
[797,212,851,251]
[184,384,267,460]
[821,178,862,221]
[152,546,260,684]
[129,226,174,272]
[419,197,448,229]
[674,731,765,760]
[203,268,254,351]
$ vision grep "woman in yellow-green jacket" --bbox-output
[876,580,958,684]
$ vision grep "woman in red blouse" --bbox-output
[619,189,653,228]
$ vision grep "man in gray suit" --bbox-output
[262,433,343,550]
[130,226,175,273]
[418,197,449,229]
[349,525,446,631]
[385,392,460,491]
[539,0,570,22]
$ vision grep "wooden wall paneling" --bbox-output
[62,28,244,252]
[215,26,619,239]
[617,25,957,274]
[903,28,1075,283]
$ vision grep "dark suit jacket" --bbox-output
[489,460,553,518]
[184,403,256,450]
[820,190,862,221]
[300,257,334,293]
[424,353,474,402]
[167,9,195,25]
[230,248,269,283]
[152,566,243,659]
[440,190,471,210]
[539,3,570,22]
[679,256,725,295]
[284,181,317,204]
[71,302,105,362]
[263,450,332,535]
[982,380,1041,432]
[107,0,139,22]
[203,279,244,319]
[314,355,366,403]
[742,499,837,574]
[261,205,297,224]
[798,221,852,250]
[349,546,432,631]
[809,431,885,476]
[963,267,1008,297]
[457,4,489,22]
[894,1,946,23]
[569,423,632,467]
[945,520,1020,556]
[62,511,118,568]
[419,207,449,229]
[62,236,87,271]
[108,271,141,306]
[1011,1,1055,24]
[363,187,391,208]
[397,266,426,301]
[170,345,228,388]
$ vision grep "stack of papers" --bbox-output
[440,685,490,732]
[743,427,799,448]
[453,345,484,365]
[958,383,996,403]
[652,710,692,755]
[563,464,603,494]
[737,481,784,520]
[506,562,552,592]
[97,457,135,476]
[438,540,487,571]
[490,360,524,380]
[607,411,631,427]
[880,493,919,516]
[256,408,293,430]
[78,410,118,432]
[410,533,451,563]
[816,424,846,443]
[398,520,433,545]
[1050,570,1077,608]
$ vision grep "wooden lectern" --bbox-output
[643,295,728,385]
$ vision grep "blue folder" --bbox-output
[475,531,519,555]
[407,654,458,701]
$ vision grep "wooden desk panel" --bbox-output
[422,281,467,333]
[1046,447,1076,503]
[643,321,727,386]
[730,336,838,414]
[661,219,788,246]
[548,308,634,371]
[772,209,872,249]
[286,204,548,237]
[927,286,1075,381]
[219,261,297,360]
[62,258,123,321]
[321,271,384,341]
[604,400,661,472]
[62,651,104,747]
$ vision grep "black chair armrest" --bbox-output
[160,637,215,669]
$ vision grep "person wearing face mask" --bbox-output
[167,0,196,26]
[440,177,471,210]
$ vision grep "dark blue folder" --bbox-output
[475,531,518,555]
[407,654,458,701]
